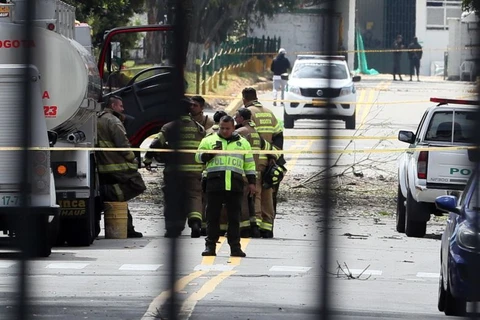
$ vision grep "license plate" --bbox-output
[0,6,10,17]
[0,194,21,207]
[312,99,326,106]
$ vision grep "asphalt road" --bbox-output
[0,76,477,320]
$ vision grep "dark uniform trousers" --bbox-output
[205,191,243,249]
[163,171,203,235]
[99,171,146,232]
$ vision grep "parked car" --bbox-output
[397,98,477,238]
[283,55,360,129]
[435,170,480,316]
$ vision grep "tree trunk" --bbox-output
[145,0,167,64]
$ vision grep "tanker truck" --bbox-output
[0,0,176,256]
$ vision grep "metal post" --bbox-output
[17,0,35,318]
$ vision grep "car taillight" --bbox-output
[417,151,428,179]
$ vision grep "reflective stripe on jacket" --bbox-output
[145,116,206,172]
[96,108,137,174]
[196,132,256,192]
[246,101,283,144]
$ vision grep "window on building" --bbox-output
[426,0,462,30]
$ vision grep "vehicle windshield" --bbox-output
[292,63,348,79]
[424,111,475,143]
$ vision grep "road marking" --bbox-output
[357,81,391,130]
[45,262,89,270]
[416,272,439,278]
[0,261,15,269]
[200,236,227,266]
[269,266,311,273]
[180,271,237,319]
[194,264,235,271]
[119,264,162,271]
[227,237,250,265]
[285,140,314,171]
[346,269,383,276]
[141,270,208,320]
[142,223,250,319]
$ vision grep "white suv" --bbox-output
[284,55,360,129]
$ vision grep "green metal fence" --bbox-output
[195,36,281,94]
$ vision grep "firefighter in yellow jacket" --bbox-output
[234,107,270,238]
[196,115,256,257]
[96,95,146,238]
[242,87,284,238]
[143,98,206,238]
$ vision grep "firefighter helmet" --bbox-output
[262,163,287,189]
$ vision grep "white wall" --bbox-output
[416,0,457,76]
[248,0,355,71]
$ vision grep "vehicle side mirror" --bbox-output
[352,75,361,82]
[398,130,415,144]
[281,73,289,81]
[435,195,460,214]
[47,130,58,147]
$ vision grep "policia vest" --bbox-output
[196,132,256,193]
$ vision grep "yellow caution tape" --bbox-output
[184,94,477,105]
[1,145,476,155]
[223,47,480,56]
[284,136,397,140]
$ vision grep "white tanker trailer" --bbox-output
[0,0,102,256]
[0,0,176,257]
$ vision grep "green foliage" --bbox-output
[63,0,145,47]
[463,0,480,13]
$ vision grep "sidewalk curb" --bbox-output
[224,81,272,115]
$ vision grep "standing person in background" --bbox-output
[234,108,281,238]
[143,98,206,238]
[242,87,284,238]
[190,95,214,131]
[270,48,291,106]
[392,34,404,81]
[96,95,146,238]
[408,37,423,82]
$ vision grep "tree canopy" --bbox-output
[63,0,146,47]
[462,0,480,14]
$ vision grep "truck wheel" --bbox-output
[405,190,427,238]
[396,185,406,233]
[438,268,446,312]
[284,111,294,129]
[444,278,466,316]
[345,111,356,129]
[27,214,52,258]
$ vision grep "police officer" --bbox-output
[242,87,284,238]
[96,95,146,238]
[201,110,228,236]
[143,98,206,238]
[196,115,256,257]
[393,34,404,81]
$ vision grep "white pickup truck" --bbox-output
[397,98,477,238]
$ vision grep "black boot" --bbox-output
[230,247,246,257]
[240,228,251,238]
[190,220,201,238]
[250,224,261,238]
[127,210,143,238]
[261,230,273,239]
[200,227,207,236]
[202,245,216,256]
